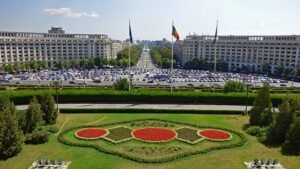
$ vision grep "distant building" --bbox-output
[183,35,300,73]
[174,40,183,67]
[0,27,126,67]
[110,40,129,59]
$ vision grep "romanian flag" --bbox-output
[172,25,180,41]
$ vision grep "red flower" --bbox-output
[199,129,231,141]
[76,128,108,139]
[132,128,176,142]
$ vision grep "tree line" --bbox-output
[0,45,143,73]
[183,58,228,72]
[182,58,299,79]
[150,47,176,69]
[247,84,300,155]
[0,93,58,159]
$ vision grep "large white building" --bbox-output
[183,35,300,73]
[0,27,126,67]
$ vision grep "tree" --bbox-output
[0,106,24,159]
[109,59,117,66]
[275,63,284,76]
[216,60,228,72]
[117,45,142,67]
[113,78,129,91]
[29,61,40,70]
[262,63,271,75]
[223,80,245,93]
[249,84,273,126]
[267,97,294,144]
[87,58,95,68]
[282,118,300,155]
[70,60,79,69]
[4,64,14,73]
[56,60,66,69]
[94,56,103,67]
[23,97,43,134]
[39,93,58,125]
[290,68,298,78]
[0,96,16,116]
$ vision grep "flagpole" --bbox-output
[128,42,131,92]
[171,21,174,93]
[128,19,131,92]
[213,20,218,93]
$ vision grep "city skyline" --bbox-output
[0,0,300,40]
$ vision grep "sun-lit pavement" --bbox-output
[135,45,156,69]
[16,103,254,111]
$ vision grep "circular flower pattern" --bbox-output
[132,127,176,142]
[75,128,108,140]
[198,129,232,141]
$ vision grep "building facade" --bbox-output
[0,27,126,67]
[183,35,300,73]
[110,40,129,59]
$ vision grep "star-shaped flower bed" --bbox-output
[104,126,133,143]
[175,127,204,144]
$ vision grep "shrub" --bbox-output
[47,125,59,134]
[246,126,264,136]
[25,127,49,144]
[0,89,286,106]
[113,78,129,91]
[223,81,245,93]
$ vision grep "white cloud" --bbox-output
[43,7,98,18]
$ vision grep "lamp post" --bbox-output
[245,84,250,115]
[52,80,61,113]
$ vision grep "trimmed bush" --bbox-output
[25,127,49,144]
[223,81,245,93]
[0,89,286,106]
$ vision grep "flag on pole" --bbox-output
[129,21,133,44]
[212,20,218,45]
[172,25,180,41]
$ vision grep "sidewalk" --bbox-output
[16,103,251,111]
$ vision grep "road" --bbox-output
[16,103,253,111]
[135,45,156,69]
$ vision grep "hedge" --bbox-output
[58,118,248,163]
[59,108,243,115]
[0,89,286,106]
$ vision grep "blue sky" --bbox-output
[0,0,299,40]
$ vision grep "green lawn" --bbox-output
[1,113,299,169]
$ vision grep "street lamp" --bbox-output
[244,83,250,115]
[52,80,62,113]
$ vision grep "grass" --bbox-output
[0,113,299,169]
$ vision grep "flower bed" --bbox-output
[59,118,247,163]
[75,128,108,140]
[198,129,232,141]
[104,126,133,143]
[132,127,177,143]
[175,127,204,144]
